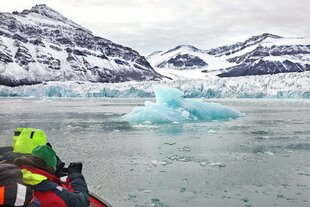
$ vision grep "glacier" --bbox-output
[0,71,309,98]
[123,86,243,124]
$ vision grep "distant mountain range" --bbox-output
[0,4,309,86]
[148,33,310,79]
[0,4,162,86]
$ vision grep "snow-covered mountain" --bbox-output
[0,4,162,86]
[147,33,310,79]
[147,45,232,79]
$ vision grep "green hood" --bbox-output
[32,145,57,172]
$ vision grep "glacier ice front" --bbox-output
[123,86,243,124]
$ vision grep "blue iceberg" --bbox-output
[123,86,243,124]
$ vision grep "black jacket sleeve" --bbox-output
[57,173,90,207]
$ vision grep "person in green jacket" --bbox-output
[14,145,90,207]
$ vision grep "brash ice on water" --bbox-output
[123,86,243,124]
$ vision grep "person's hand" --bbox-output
[68,162,83,174]
[55,161,65,177]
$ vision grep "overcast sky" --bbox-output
[1,0,309,55]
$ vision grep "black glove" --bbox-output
[55,162,65,177]
[68,162,83,174]
[46,142,53,148]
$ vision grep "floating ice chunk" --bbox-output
[199,161,208,167]
[138,189,152,193]
[151,160,171,167]
[155,85,184,104]
[178,146,191,152]
[264,151,274,155]
[209,162,226,167]
[123,86,243,124]
[164,142,176,145]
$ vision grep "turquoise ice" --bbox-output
[123,86,243,124]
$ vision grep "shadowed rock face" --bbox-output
[148,45,210,70]
[158,54,208,69]
[207,33,283,57]
[206,33,310,77]
[0,4,162,86]
[226,45,310,64]
[216,41,310,77]
[218,60,306,77]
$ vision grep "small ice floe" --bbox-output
[297,172,310,176]
[138,189,152,193]
[167,155,194,162]
[178,146,191,152]
[164,142,176,145]
[150,198,168,207]
[255,136,269,140]
[199,161,208,167]
[241,198,249,202]
[151,160,171,167]
[208,129,216,134]
[257,151,274,156]
[126,194,136,201]
[209,162,226,168]
[264,151,274,155]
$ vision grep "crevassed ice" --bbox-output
[0,71,309,98]
[123,86,243,124]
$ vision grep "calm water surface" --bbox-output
[0,98,309,207]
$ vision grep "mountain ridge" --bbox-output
[147,33,310,79]
[0,4,162,86]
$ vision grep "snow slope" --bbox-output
[0,4,162,86]
[147,34,310,79]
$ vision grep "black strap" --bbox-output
[14,131,21,136]
[30,131,35,139]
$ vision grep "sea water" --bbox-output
[0,98,309,207]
